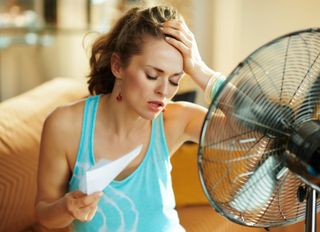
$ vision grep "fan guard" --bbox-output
[198,28,320,228]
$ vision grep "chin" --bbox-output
[139,111,161,120]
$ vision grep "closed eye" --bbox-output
[169,80,179,86]
[169,75,182,86]
[146,74,157,80]
[146,73,181,86]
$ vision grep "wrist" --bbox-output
[62,193,76,221]
[35,198,75,229]
[187,62,213,89]
[204,72,226,104]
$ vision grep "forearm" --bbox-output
[188,62,227,104]
[188,62,217,91]
[36,198,74,229]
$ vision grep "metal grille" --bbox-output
[198,28,320,228]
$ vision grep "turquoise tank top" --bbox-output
[68,95,185,232]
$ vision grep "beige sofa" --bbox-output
[0,77,315,231]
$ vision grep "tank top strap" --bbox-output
[76,95,100,166]
[69,95,100,188]
[153,112,170,159]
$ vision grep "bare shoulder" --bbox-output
[164,101,207,122]
[44,99,85,131]
[42,99,86,154]
[163,101,208,151]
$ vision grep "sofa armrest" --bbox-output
[0,77,88,232]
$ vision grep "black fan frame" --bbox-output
[197,27,320,227]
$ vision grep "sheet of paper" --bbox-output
[79,144,143,194]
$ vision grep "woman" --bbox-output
[35,5,225,232]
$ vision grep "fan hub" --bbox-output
[285,121,320,185]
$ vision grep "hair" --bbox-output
[87,5,182,95]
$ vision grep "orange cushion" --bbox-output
[177,205,320,232]
[0,78,88,231]
[171,143,209,206]
[177,205,267,232]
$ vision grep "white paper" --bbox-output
[79,144,143,194]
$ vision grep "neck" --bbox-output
[100,94,149,139]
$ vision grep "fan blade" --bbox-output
[232,81,294,136]
[229,155,285,212]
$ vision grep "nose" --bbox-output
[156,79,169,97]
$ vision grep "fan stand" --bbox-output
[305,187,317,232]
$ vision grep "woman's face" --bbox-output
[120,35,184,119]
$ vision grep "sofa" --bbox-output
[0,77,317,232]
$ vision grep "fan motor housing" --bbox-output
[287,121,320,182]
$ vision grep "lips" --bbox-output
[147,101,164,112]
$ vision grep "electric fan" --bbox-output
[198,28,320,231]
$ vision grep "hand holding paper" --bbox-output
[79,144,143,194]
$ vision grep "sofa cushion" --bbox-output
[177,205,266,232]
[177,205,316,232]
[171,143,209,206]
[0,78,88,232]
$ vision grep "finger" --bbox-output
[73,203,98,222]
[72,208,86,221]
[161,24,192,42]
[162,20,193,39]
[160,26,192,47]
[86,205,98,221]
[162,20,185,31]
[75,191,103,208]
[69,190,86,199]
[65,191,102,220]
[65,191,85,217]
[164,36,190,56]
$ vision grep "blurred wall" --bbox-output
[210,0,320,75]
[1,0,320,101]
[0,0,119,101]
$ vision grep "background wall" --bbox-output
[1,0,320,102]
[209,0,320,75]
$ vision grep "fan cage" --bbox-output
[198,28,320,228]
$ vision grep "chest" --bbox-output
[67,111,183,182]
[94,130,151,180]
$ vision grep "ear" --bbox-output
[111,53,122,79]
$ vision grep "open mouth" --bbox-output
[148,101,164,112]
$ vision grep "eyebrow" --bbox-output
[146,65,184,77]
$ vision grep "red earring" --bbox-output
[116,93,122,102]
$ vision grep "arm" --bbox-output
[165,101,227,149]
[160,20,217,90]
[161,20,234,144]
[161,20,233,102]
[35,106,102,229]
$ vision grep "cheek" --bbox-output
[123,69,147,94]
